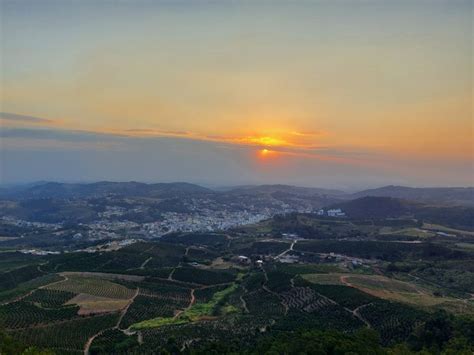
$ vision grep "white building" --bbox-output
[327,209,346,217]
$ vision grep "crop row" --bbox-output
[0,300,79,329]
[172,267,236,285]
[306,284,376,310]
[0,265,44,290]
[23,289,76,308]
[89,328,139,354]
[120,295,187,329]
[10,313,120,352]
[46,276,136,300]
[243,289,285,317]
[280,287,332,312]
[358,300,427,344]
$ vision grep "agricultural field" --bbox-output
[378,227,437,239]
[358,300,428,344]
[65,293,130,315]
[131,283,238,330]
[0,300,79,329]
[120,295,182,329]
[172,267,237,285]
[303,273,474,315]
[23,289,76,308]
[89,328,139,354]
[0,273,63,303]
[0,251,46,272]
[10,313,120,353]
[45,274,136,299]
[0,214,473,354]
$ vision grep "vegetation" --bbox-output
[120,295,187,329]
[10,313,119,352]
[0,274,63,303]
[1,196,473,353]
[172,267,237,285]
[23,289,76,308]
[45,275,136,299]
[131,283,238,329]
[89,328,139,354]
[0,301,79,329]
[0,265,45,290]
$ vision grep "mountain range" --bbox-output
[1,182,472,207]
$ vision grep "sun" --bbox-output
[258,148,278,160]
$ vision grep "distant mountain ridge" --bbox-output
[352,185,474,206]
[1,182,473,207]
[227,184,346,197]
[329,196,420,219]
[330,196,474,230]
[0,181,213,199]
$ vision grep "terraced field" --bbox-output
[131,283,238,330]
[46,274,136,299]
[10,313,120,353]
[172,267,237,285]
[23,289,76,308]
[358,300,427,345]
[280,286,333,312]
[0,300,79,329]
[66,293,130,315]
[303,272,474,313]
[120,294,187,329]
[1,231,472,354]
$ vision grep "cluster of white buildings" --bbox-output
[143,210,271,236]
[316,208,346,217]
[19,249,60,256]
[1,216,61,230]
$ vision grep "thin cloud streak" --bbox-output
[0,126,378,164]
[0,112,54,124]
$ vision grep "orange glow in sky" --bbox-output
[244,136,287,147]
[257,148,279,160]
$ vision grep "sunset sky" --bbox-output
[1,0,472,189]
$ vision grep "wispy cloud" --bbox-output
[0,112,54,124]
[0,126,382,165]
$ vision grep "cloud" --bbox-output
[0,126,383,165]
[0,127,126,143]
[0,112,54,124]
[124,128,192,136]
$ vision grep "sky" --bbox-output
[0,0,472,189]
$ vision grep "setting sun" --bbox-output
[257,148,279,160]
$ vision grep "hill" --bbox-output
[0,181,213,199]
[228,184,346,197]
[330,196,415,219]
[352,186,474,207]
[331,196,474,230]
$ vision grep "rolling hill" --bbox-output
[330,196,474,230]
[352,186,474,207]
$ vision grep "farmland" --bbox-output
[0,212,473,354]
[45,274,136,300]
[303,273,474,314]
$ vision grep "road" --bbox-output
[84,287,140,355]
[275,240,297,260]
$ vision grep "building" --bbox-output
[236,255,250,264]
[327,208,346,217]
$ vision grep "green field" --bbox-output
[46,274,136,300]
[131,283,238,329]
[303,273,474,314]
